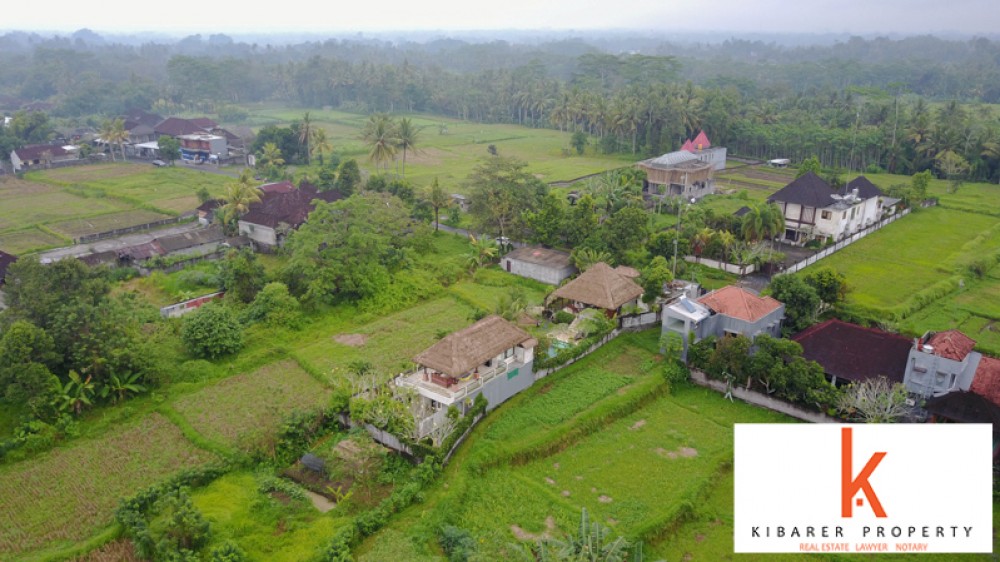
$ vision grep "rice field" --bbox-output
[170,360,332,451]
[0,413,218,560]
[47,209,172,238]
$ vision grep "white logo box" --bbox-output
[734,423,993,553]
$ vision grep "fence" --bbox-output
[684,256,756,275]
[689,370,838,423]
[159,291,225,318]
[533,329,622,380]
[783,209,910,275]
[75,215,192,244]
[620,311,659,330]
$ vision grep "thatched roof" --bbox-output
[414,315,534,377]
[550,262,643,311]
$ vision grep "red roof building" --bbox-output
[698,285,782,323]
[970,356,1000,408]
[925,330,977,361]
[691,130,711,150]
[793,319,913,385]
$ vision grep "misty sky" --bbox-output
[4,0,999,35]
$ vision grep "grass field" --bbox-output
[0,413,218,561]
[30,163,232,215]
[803,207,1000,312]
[246,107,634,191]
[191,471,351,562]
[900,268,1000,356]
[170,360,332,451]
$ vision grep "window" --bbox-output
[502,348,514,359]
[821,210,832,220]
[850,207,857,219]
[950,373,957,388]
[842,212,847,219]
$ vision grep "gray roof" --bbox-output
[647,150,698,168]
[154,226,225,253]
[504,246,573,269]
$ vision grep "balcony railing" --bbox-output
[397,358,519,404]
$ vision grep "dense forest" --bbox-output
[2,30,1000,180]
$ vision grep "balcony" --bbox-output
[396,357,522,405]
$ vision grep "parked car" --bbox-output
[152,160,167,167]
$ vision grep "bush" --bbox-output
[553,310,575,324]
[243,282,303,328]
[182,303,244,359]
[440,525,478,562]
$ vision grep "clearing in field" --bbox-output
[0,413,218,560]
[901,269,1000,356]
[170,359,331,450]
[47,209,172,239]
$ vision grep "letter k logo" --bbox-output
[841,427,887,518]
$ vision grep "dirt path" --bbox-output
[304,490,336,513]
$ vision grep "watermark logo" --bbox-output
[840,427,886,518]
[734,424,992,554]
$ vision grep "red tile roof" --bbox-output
[697,285,782,323]
[680,139,694,152]
[259,181,297,194]
[691,130,711,149]
[971,356,1000,408]
[240,184,343,229]
[926,330,977,361]
[793,319,913,384]
[154,117,209,137]
[15,144,71,161]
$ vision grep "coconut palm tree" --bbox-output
[362,113,398,174]
[99,118,128,162]
[396,117,420,177]
[311,128,333,167]
[259,142,285,179]
[218,169,261,234]
[424,177,451,231]
[298,112,313,165]
[466,234,498,273]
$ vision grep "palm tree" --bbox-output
[571,247,612,271]
[425,177,451,231]
[99,118,128,161]
[259,142,285,179]
[311,128,333,167]
[716,230,737,264]
[298,112,313,165]
[219,169,262,234]
[466,234,498,273]
[362,113,398,174]
[396,117,420,177]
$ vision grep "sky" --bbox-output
[3,0,999,36]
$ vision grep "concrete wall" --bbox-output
[481,361,535,411]
[504,258,575,285]
[903,348,981,398]
[238,221,278,247]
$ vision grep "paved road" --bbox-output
[37,221,208,262]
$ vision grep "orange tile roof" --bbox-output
[971,356,1000,408]
[927,330,977,361]
[697,285,782,323]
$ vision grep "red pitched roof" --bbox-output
[926,330,977,361]
[15,144,70,161]
[697,285,782,323]
[692,131,711,149]
[154,117,209,137]
[793,319,913,384]
[259,181,297,194]
[189,117,218,129]
[971,356,1000,408]
[680,139,695,152]
[241,184,343,229]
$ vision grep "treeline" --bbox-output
[4,33,1000,180]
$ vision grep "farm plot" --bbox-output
[294,296,478,380]
[170,360,331,450]
[247,107,632,189]
[801,207,1000,313]
[0,413,217,560]
[0,178,127,232]
[27,163,231,215]
[47,209,173,239]
[901,269,1000,356]
[191,472,351,562]
[0,227,68,254]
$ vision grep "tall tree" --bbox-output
[258,142,285,179]
[424,177,451,231]
[465,155,546,242]
[218,169,262,233]
[396,117,420,177]
[362,113,398,174]
[310,127,333,167]
[298,112,313,165]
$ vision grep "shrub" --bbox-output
[553,310,575,324]
[439,525,477,562]
[182,303,244,359]
[209,541,249,562]
[243,282,303,328]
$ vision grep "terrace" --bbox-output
[396,353,529,406]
